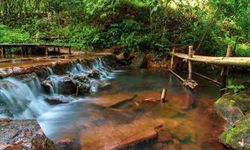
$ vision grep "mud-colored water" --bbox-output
[38,70,227,150]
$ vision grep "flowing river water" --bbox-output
[0,58,227,150]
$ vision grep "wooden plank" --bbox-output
[0,43,71,48]
[170,52,250,66]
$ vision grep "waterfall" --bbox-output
[46,67,54,76]
[0,57,116,119]
[92,58,115,80]
[48,75,62,94]
[0,77,50,119]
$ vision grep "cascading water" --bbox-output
[46,67,54,76]
[92,58,115,80]
[0,57,115,119]
[0,77,50,119]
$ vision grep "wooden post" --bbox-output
[58,47,61,55]
[3,46,6,58]
[69,46,72,55]
[161,88,167,103]
[170,47,176,70]
[220,45,232,93]
[187,45,193,80]
[45,47,48,56]
[0,46,2,57]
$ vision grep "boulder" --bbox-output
[0,119,56,150]
[215,92,248,128]
[44,95,75,105]
[220,115,250,150]
[130,53,147,69]
[58,79,76,95]
[215,90,250,149]
[87,70,100,79]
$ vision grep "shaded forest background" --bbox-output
[0,0,249,57]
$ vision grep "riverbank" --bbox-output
[215,86,250,149]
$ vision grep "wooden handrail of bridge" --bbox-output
[0,43,72,57]
[169,45,250,92]
[170,52,250,67]
[0,43,71,48]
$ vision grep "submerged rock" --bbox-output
[45,95,75,105]
[215,90,250,149]
[0,119,56,150]
[56,137,81,150]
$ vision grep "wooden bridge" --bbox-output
[0,43,72,57]
[169,45,250,91]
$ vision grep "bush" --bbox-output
[235,44,250,57]
[0,24,33,43]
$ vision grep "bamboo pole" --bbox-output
[69,46,72,55]
[161,88,167,103]
[187,46,193,80]
[193,72,222,86]
[45,47,48,56]
[220,45,232,91]
[169,70,184,82]
[58,47,61,55]
[170,52,250,66]
[3,47,6,58]
[170,47,176,70]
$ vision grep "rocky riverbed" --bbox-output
[0,119,56,150]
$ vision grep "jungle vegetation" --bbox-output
[0,0,249,57]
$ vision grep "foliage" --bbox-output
[0,24,33,43]
[0,0,249,56]
[235,44,250,57]
[226,79,246,94]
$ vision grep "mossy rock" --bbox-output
[215,92,249,128]
[216,90,250,150]
[220,114,250,150]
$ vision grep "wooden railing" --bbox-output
[169,45,250,91]
[0,43,72,57]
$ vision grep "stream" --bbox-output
[0,58,227,150]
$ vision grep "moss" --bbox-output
[216,91,250,149]
[220,115,250,149]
